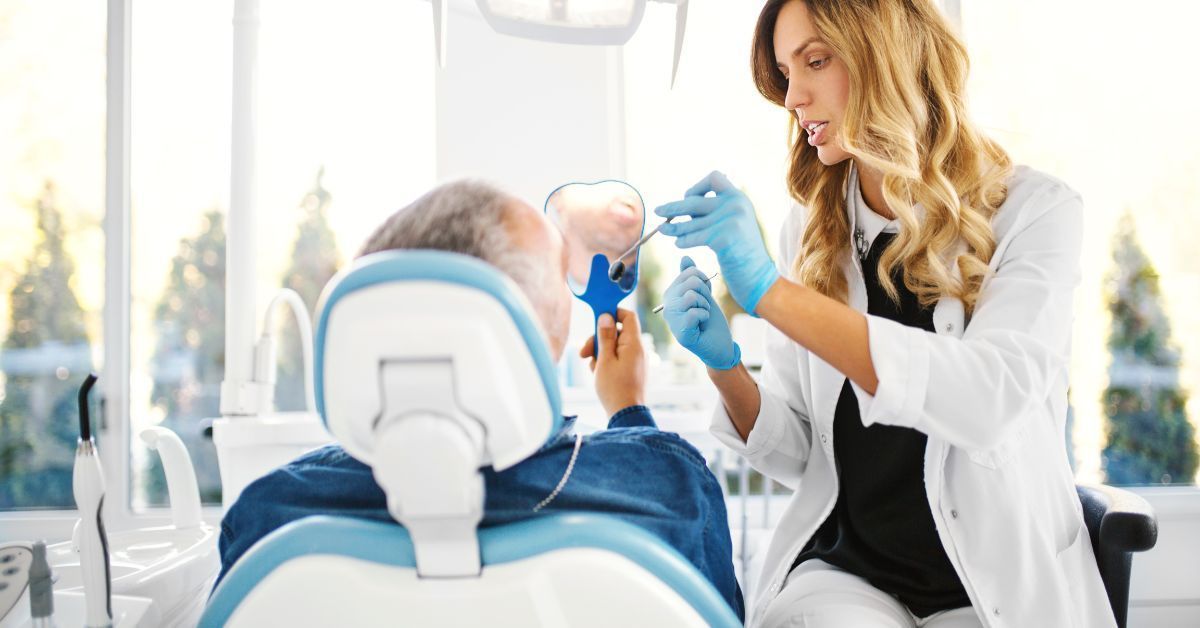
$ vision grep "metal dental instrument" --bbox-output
[30,541,55,628]
[652,272,719,314]
[607,217,675,282]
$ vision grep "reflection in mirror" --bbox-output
[546,180,646,295]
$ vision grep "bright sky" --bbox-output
[2,0,1198,485]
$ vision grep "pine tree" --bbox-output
[147,208,226,504]
[275,168,340,412]
[1101,212,1198,485]
[0,181,93,508]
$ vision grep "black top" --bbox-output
[790,231,970,618]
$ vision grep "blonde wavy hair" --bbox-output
[751,0,1012,317]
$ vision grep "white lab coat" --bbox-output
[711,165,1116,628]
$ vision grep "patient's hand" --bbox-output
[579,308,647,417]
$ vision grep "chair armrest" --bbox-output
[1076,483,1158,554]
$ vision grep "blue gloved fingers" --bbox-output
[658,207,726,239]
[673,229,721,250]
[667,289,711,330]
[684,171,736,198]
[674,219,736,249]
[661,261,737,370]
[665,264,711,298]
[679,255,697,272]
[676,274,716,303]
[654,195,721,220]
[669,288,709,314]
[680,306,711,329]
[664,268,698,302]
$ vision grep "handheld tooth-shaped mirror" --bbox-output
[544,180,646,331]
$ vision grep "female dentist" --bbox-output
[656,1,1114,627]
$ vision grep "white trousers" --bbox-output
[759,559,984,628]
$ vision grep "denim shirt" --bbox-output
[217,405,744,621]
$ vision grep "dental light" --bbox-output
[474,0,689,85]
[475,0,645,45]
[427,0,688,85]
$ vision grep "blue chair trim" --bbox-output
[201,514,740,627]
[313,250,563,438]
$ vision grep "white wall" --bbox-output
[1127,491,1200,626]
[434,3,625,204]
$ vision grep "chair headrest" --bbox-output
[313,250,562,470]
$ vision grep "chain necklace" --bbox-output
[533,433,582,512]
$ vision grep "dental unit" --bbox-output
[1,378,219,627]
[72,374,111,628]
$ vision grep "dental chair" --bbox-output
[198,250,741,627]
[1076,483,1158,628]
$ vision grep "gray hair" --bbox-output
[358,179,550,313]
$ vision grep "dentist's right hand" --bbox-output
[656,171,780,316]
[663,256,741,371]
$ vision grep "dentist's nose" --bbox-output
[784,78,810,113]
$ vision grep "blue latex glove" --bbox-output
[662,256,741,370]
[656,171,780,315]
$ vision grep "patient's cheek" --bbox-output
[548,304,571,362]
[557,302,574,358]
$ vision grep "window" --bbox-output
[0,1,107,510]
[128,0,436,509]
[129,0,233,508]
[961,0,1200,486]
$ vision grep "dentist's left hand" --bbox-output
[579,308,646,417]
[663,256,740,371]
[656,171,780,315]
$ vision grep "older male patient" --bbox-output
[216,180,744,620]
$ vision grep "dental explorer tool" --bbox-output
[652,272,719,314]
[607,217,675,282]
[29,541,56,628]
[73,373,112,628]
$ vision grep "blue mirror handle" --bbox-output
[579,253,636,341]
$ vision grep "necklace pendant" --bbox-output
[854,227,869,262]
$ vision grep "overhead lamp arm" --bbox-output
[432,0,447,68]
[650,0,688,88]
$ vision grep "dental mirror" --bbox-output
[545,180,647,330]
